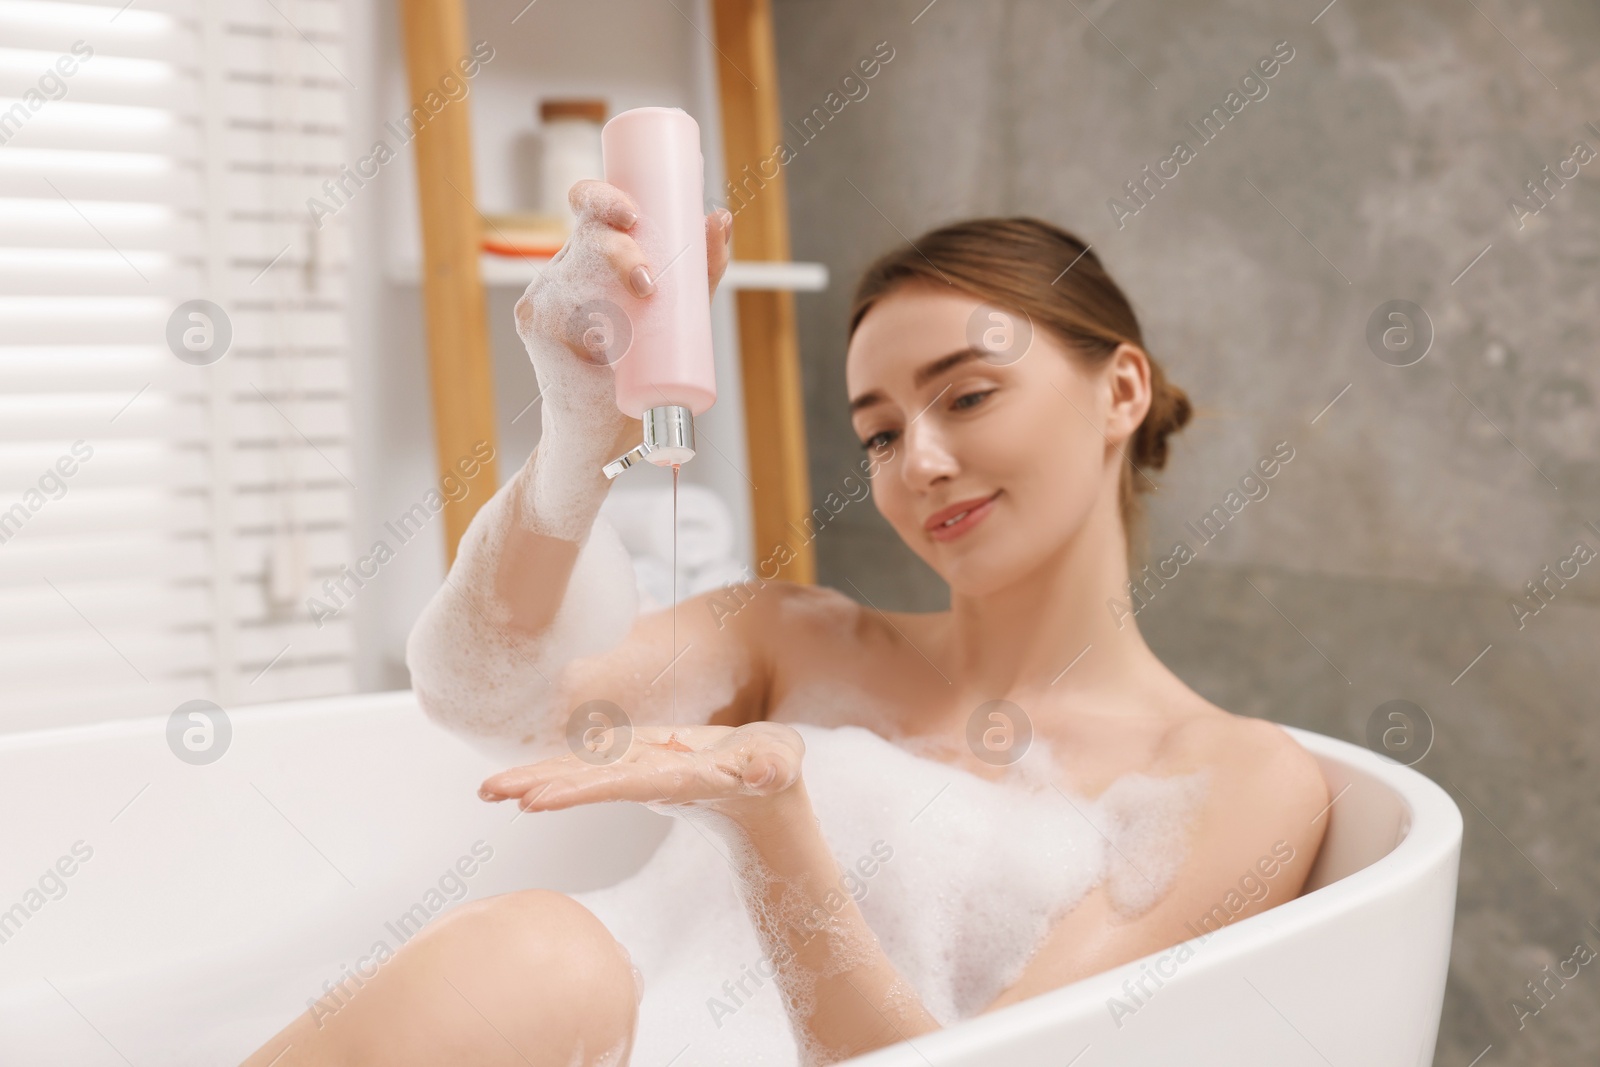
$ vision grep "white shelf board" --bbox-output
[388,256,828,292]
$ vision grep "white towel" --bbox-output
[599,484,735,571]
[601,486,741,610]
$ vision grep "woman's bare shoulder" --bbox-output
[1160,700,1330,830]
[750,581,893,642]
[726,579,851,637]
[1160,703,1331,888]
[770,580,860,614]
[723,580,858,669]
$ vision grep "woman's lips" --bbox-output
[926,490,1001,543]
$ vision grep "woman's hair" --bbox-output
[847,216,1192,559]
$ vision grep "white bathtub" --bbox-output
[0,691,1461,1065]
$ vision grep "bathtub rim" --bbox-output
[0,688,419,753]
[0,694,1464,909]
[843,722,1465,1063]
[0,695,1464,903]
[0,691,1463,1064]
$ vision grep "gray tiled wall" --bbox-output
[770,1,1600,1063]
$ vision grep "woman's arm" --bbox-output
[478,721,945,1066]
[402,424,638,744]
[405,183,742,752]
[726,780,943,1064]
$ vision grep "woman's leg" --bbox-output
[241,889,640,1067]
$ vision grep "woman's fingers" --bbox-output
[571,181,730,301]
[569,220,653,303]
[596,226,654,298]
[477,726,709,800]
[533,227,651,362]
[567,179,640,231]
[477,722,803,812]
[555,187,729,313]
[707,208,732,296]
[563,180,654,300]
[712,721,805,794]
[478,752,594,801]
[514,757,710,812]
[487,746,707,812]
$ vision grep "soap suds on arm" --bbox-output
[403,460,641,762]
[404,449,762,764]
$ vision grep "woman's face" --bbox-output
[846,282,1148,597]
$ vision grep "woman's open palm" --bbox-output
[478,721,805,826]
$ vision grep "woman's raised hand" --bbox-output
[514,180,732,361]
[512,179,732,460]
[477,720,803,828]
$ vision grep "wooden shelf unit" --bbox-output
[396,0,817,584]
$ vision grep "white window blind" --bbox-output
[0,0,356,731]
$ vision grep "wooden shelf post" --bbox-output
[711,0,817,585]
[398,0,815,580]
[398,0,499,563]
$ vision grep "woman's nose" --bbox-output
[899,419,959,490]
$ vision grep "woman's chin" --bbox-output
[930,550,1028,601]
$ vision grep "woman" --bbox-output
[244,181,1329,1066]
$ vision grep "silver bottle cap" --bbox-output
[603,403,696,478]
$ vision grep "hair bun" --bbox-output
[1133,363,1192,474]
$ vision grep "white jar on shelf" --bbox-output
[540,98,607,224]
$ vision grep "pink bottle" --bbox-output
[599,107,717,477]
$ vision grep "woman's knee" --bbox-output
[424,889,640,1058]
[290,889,638,1066]
[442,889,636,989]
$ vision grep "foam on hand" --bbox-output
[570,719,1210,1065]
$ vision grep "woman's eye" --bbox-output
[953,389,995,410]
[861,429,898,451]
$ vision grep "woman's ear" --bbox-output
[1103,343,1153,448]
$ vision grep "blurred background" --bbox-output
[775,3,1598,1065]
[0,0,1595,1063]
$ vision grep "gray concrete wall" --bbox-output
[769,1,1600,1062]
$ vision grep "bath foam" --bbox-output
[571,806,793,1066]
[797,723,1107,1025]
[1095,770,1210,919]
[886,724,1067,795]
[570,721,1209,1064]
[405,492,639,764]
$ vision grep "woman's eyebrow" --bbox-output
[848,346,985,414]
